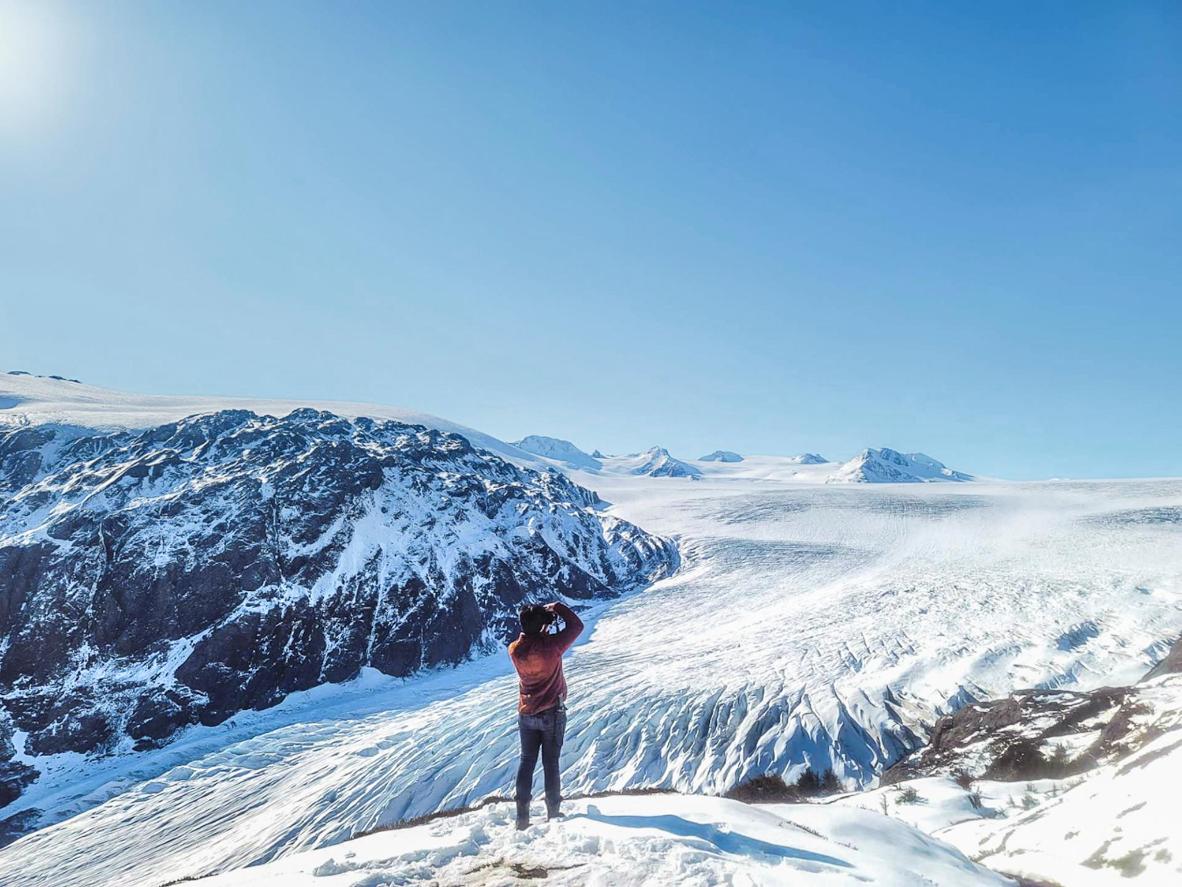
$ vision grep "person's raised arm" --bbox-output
[546,601,584,652]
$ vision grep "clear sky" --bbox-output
[1,1,1179,479]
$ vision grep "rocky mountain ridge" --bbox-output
[0,409,678,823]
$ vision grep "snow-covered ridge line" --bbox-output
[0,372,533,465]
[3,376,979,483]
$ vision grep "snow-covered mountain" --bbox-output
[0,372,534,465]
[610,447,702,479]
[699,450,744,462]
[0,387,677,821]
[788,452,829,465]
[829,448,973,483]
[512,434,602,470]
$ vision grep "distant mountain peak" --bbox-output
[628,446,702,479]
[829,447,973,483]
[789,453,828,464]
[512,435,601,470]
[699,450,743,463]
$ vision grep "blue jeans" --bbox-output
[515,703,566,823]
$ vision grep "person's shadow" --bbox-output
[574,806,853,869]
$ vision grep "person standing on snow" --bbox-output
[508,600,584,830]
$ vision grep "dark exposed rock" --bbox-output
[882,686,1134,785]
[0,809,40,846]
[0,712,37,809]
[0,410,678,814]
[884,639,1182,786]
[1142,636,1182,682]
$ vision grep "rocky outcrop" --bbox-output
[0,410,678,809]
[883,636,1182,785]
[1143,635,1182,681]
[880,687,1130,784]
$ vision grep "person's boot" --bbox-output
[515,799,530,831]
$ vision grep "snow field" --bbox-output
[186,793,1012,887]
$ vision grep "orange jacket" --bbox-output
[508,602,584,714]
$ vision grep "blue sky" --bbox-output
[1,1,1179,479]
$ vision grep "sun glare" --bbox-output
[0,0,71,136]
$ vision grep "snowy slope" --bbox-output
[829,448,973,483]
[937,672,1182,884]
[186,793,1012,887]
[2,472,1180,887]
[681,454,838,483]
[512,434,602,470]
[833,674,1182,885]
[0,372,533,465]
[831,636,1182,885]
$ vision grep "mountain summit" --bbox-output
[829,448,973,483]
[621,447,702,479]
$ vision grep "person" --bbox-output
[508,600,584,830]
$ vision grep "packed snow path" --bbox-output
[2,477,1181,886]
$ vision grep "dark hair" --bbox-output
[519,604,552,635]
